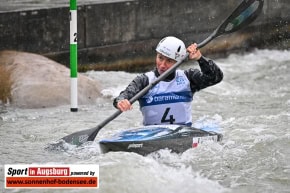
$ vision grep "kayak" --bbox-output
[99,125,223,155]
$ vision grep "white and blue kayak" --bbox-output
[99,125,223,155]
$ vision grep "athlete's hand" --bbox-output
[117,99,133,112]
[187,43,202,60]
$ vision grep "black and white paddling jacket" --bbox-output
[113,56,223,126]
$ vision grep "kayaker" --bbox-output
[113,36,223,126]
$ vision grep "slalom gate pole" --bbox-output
[70,0,78,112]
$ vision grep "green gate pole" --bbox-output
[70,0,78,112]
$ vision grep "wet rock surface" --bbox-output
[0,51,102,108]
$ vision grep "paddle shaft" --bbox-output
[88,0,264,140]
[89,55,187,139]
[89,38,227,139]
[89,39,211,139]
[90,2,265,138]
[65,0,264,144]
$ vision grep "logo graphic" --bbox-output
[146,96,154,104]
[128,143,143,149]
[143,84,159,104]
[176,75,185,85]
[192,135,218,148]
[78,135,89,143]
[175,52,180,60]
[5,164,99,189]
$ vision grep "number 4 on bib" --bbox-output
[161,108,175,124]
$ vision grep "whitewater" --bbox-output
[0,49,289,193]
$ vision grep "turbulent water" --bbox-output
[0,49,290,193]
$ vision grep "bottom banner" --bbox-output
[4,164,99,189]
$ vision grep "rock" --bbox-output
[0,50,102,108]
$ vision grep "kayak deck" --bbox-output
[99,125,222,155]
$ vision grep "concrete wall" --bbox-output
[0,0,289,67]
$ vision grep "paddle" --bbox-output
[60,0,264,146]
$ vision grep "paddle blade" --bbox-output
[61,127,96,145]
[198,0,264,48]
[52,110,122,148]
[218,0,264,35]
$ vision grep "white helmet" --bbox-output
[156,36,187,62]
